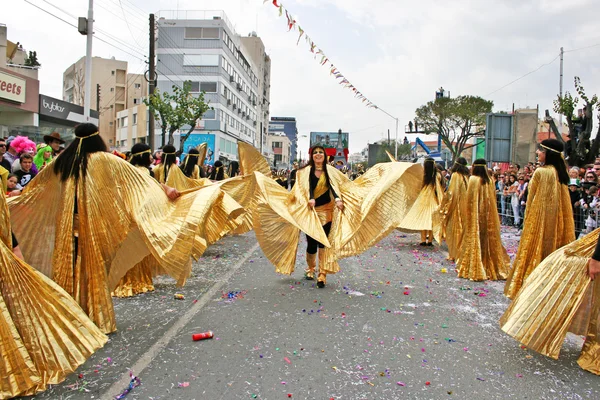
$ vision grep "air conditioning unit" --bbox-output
[252,100,256,106]
[253,121,257,126]
[232,103,237,109]
[237,108,241,114]
[248,95,252,101]
[227,99,231,105]
[246,115,250,120]
[229,75,234,82]
[242,111,246,117]
[237,83,242,91]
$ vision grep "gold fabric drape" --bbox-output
[434,173,469,259]
[500,228,600,374]
[8,153,240,334]
[455,176,510,281]
[238,141,271,178]
[0,194,107,398]
[504,166,575,299]
[398,174,444,233]
[253,162,422,275]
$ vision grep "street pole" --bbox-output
[96,83,100,128]
[394,117,399,160]
[148,13,156,151]
[559,47,564,128]
[83,0,93,121]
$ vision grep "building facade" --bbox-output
[268,117,298,161]
[156,11,270,163]
[267,132,291,168]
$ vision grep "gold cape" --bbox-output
[434,172,469,259]
[252,162,422,275]
[8,152,241,334]
[455,176,510,281]
[0,193,107,398]
[500,228,600,374]
[398,174,444,233]
[504,166,575,298]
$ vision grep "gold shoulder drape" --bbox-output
[238,141,271,178]
[504,166,575,298]
[9,152,240,333]
[252,162,422,275]
[456,176,510,281]
[0,193,107,398]
[434,172,469,259]
[500,228,600,374]
[398,173,444,232]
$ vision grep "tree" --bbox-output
[144,81,212,147]
[414,95,493,163]
[24,51,41,67]
[549,77,599,166]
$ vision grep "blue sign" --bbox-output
[182,134,216,165]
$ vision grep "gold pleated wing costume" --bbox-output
[398,174,444,232]
[455,176,510,281]
[434,173,469,259]
[0,192,107,398]
[504,166,575,299]
[8,152,240,334]
[253,162,422,275]
[500,228,600,375]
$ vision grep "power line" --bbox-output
[24,0,77,28]
[564,43,600,53]
[485,54,561,97]
[116,0,146,48]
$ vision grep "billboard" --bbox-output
[309,131,349,162]
[181,133,216,165]
[485,113,513,163]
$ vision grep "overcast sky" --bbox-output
[5,0,600,152]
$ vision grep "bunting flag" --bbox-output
[264,1,380,109]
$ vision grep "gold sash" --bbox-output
[313,171,330,199]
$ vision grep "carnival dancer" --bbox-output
[500,228,600,375]
[455,159,510,281]
[504,139,574,299]
[0,192,107,398]
[435,157,470,260]
[399,157,444,246]
[8,123,241,334]
[180,148,201,179]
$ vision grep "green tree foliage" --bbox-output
[414,95,493,163]
[551,77,599,166]
[144,81,212,147]
[24,51,41,67]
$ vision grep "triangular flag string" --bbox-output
[265,1,380,109]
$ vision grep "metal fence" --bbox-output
[495,192,598,238]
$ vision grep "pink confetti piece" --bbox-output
[284,357,291,364]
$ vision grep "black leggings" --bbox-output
[306,222,332,254]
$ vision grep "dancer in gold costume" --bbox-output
[504,139,574,299]
[501,228,600,375]
[0,192,107,398]
[8,124,240,334]
[399,157,444,246]
[180,148,201,179]
[455,159,510,281]
[436,157,470,260]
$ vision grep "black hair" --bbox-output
[472,158,491,185]
[422,157,437,188]
[540,139,569,186]
[159,144,177,182]
[451,157,470,176]
[53,123,107,182]
[303,145,333,186]
[180,148,200,178]
[209,160,225,181]
[130,143,152,168]
[228,160,239,177]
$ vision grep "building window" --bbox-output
[274,154,283,162]
[183,54,219,66]
[188,82,217,93]
[110,88,114,92]
[134,83,141,89]
[120,116,128,127]
[185,27,220,39]
[133,98,140,105]
[133,113,138,125]
[273,141,282,148]
[111,71,115,75]
[202,109,216,120]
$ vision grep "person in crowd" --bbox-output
[508,174,521,226]
[436,157,469,261]
[518,175,528,228]
[570,167,581,181]
[3,136,19,166]
[228,160,240,178]
[0,138,11,171]
[6,173,21,196]
[179,148,201,179]
[570,180,586,236]
[33,144,53,171]
[289,162,299,189]
[500,222,600,376]
[209,160,226,181]
[43,131,66,156]
[399,157,444,246]
[9,136,37,174]
[152,150,162,167]
[502,175,512,224]
[496,172,506,217]
[456,158,510,281]
[504,139,575,299]
[14,154,36,188]
[153,145,177,184]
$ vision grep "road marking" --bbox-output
[101,242,260,400]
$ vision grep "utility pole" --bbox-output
[96,83,100,128]
[394,118,399,160]
[83,0,93,120]
[148,13,156,151]
[559,47,564,128]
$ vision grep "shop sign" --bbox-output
[0,71,26,103]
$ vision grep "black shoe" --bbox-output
[420,242,427,246]
[427,242,433,246]
[317,281,325,288]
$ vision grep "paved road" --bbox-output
[31,230,600,399]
